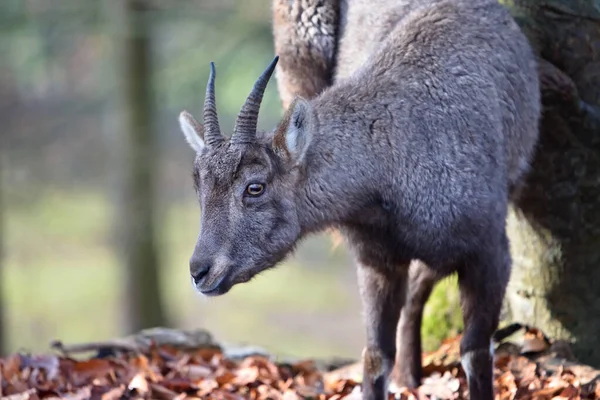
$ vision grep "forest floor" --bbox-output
[1,324,599,399]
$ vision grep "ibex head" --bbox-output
[178,56,315,296]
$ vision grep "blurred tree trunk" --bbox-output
[108,0,168,332]
[500,0,600,367]
[0,149,5,355]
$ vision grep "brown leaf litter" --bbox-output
[0,325,599,399]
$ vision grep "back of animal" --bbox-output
[274,0,540,194]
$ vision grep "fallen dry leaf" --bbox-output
[0,388,37,400]
[20,355,60,382]
[522,327,550,354]
[2,354,23,381]
[70,358,114,386]
[419,371,461,399]
[99,385,126,400]
[128,371,149,394]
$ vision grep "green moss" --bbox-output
[421,275,463,352]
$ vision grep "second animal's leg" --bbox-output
[358,263,408,400]
[393,260,438,389]
[458,234,511,400]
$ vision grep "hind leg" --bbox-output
[458,234,511,400]
[393,260,438,389]
[357,263,408,400]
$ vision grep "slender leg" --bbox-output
[393,260,438,388]
[357,263,408,400]
[458,234,511,400]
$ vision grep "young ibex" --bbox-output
[178,0,541,398]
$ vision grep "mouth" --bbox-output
[193,261,277,297]
[194,274,232,297]
[199,283,230,297]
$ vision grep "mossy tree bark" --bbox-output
[500,0,600,367]
[109,0,168,332]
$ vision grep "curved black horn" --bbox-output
[203,62,224,146]
[231,56,279,144]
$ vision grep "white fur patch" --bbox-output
[461,342,494,379]
[285,127,299,153]
[282,99,312,163]
[461,351,475,379]
[179,110,205,153]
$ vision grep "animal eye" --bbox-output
[246,183,265,196]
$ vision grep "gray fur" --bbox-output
[179,0,540,399]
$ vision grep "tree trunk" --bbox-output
[109,0,168,332]
[0,145,5,355]
[500,0,600,367]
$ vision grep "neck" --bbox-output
[295,106,378,235]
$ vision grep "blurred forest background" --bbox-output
[0,0,461,358]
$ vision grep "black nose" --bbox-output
[190,259,211,286]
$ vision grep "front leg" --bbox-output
[357,263,408,400]
[458,233,511,400]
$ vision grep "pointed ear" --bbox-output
[178,110,205,153]
[273,98,313,164]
